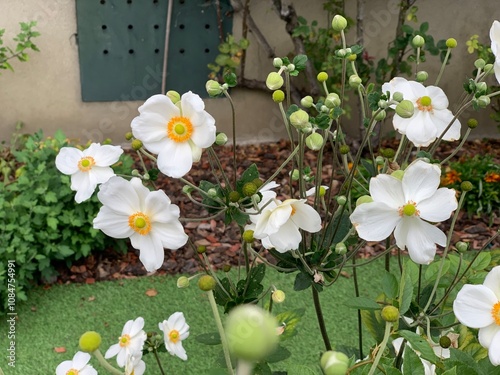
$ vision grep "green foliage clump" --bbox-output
[0,130,131,309]
[0,21,40,74]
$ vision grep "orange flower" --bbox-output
[484,171,500,183]
[441,170,461,186]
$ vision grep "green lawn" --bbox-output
[0,263,387,374]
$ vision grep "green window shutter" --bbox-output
[75,0,232,102]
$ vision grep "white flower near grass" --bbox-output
[350,160,457,264]
[490,20,500,85]
[93,177,188,272]
[158,312,190,361]
[56,351,97,375]
[382,77,461,147]
[105,317,147,368]
[125,354,146,375]
[131,91,216,178]
[55,143,123,203]
[453,265,500,366]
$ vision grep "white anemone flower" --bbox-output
[131,91,216,178]
[350,160,457,264]
[490,20,500,85]
[453,265,500,366]
[56,143,123,203]
[382,77,461,147]
[56,351,97,375]
[125,354,146,375]
[105,317,147,368]
[93,177,188,272]
[158,312,190,361]
[252,198,322,253]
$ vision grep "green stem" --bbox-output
[92,349,123,375]
[207,290,234,375]
[353,257,364,359]
[208,147,232,189]
[153,348,167,375]
[434,48,452,86]
[260,145,300,188]
[312,286,332,351]
[367,322,393,375]
[440,128,472,165]
[223,90,237,188]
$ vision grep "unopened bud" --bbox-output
[306,133,324,151]
[125,132,133,141]
[287,64,295,72]
[289,109,310,131]
[461,181,473,191]
[356,195,373,206]
[273,90,285,103]
[215,132,228,146]
[223,264,232,272]
[392,92,404,102]
[474,59,486,69]
[381,305,399,322]
[349,75,362,88]
[339,145,350,154]
[206,80,223,96]
[416,71,428,82]
[467,118,478,129]
[207,188,218,198]
[321,351,349,375]
[301,95,314,108]
[380,148,395,159]
[242,182,258,197]
[79,331,102,353]
[439,335,452,348]
[290,169,300,181]
[228,191,241,203]
[266,72,284,90]
[331,15,348,31]
[375,155,385,165]
[336,49,347,58]
[198,275,216,291]
[131,139,143,150]
[197,245,206,254]
[166,90,181,104]
[412,35,425,48]
[325,93,341,108]
[177,276,190,288]
[335,242,347,255]
[242,230,254,243]
[484,64,494,74]
[476,82,487,95]
[476,95,490,108]
[272,290,286,303]
[456,241,469,253]
[378,100,388,109]
[374,110,386,121]
[273,58,283,68]
[182,185,193,194]
[446,38,457,49]
[336,195,347,206]
[317,71,329,82]
[395,100,415,118]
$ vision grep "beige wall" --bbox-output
[0,0,499,146]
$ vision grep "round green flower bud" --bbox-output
[182,185,193,194]
[301,95,314,108]
[306,133,324,151]
[375,155,385,165]
[392,91,404,102]
[331,15,348,32]
[79,331,102,353]
[289,109,310,131]
[335,242,347,255]
[412,35,425,48]
[131,169,141,177]
[177,276,190,289]
[456,241,469,253]
[273,90,285,103]
[242,182,258,197]
[103,138,112,145]
[252,178,263,188]
[273,58,283,68]
[317,71,329,82]
[226,305,279,361]
[477,95,490,108]
[197,245,206,254]
[266,72,284,90]
[348,75,362,88]
[229,190,241,202]
[446,38,457,49]
[439,335,452,348]
[484,64,494,74]
[391,170,405,180]
[242,230,254,243]
[198,275,216,291]
[325,93,341,108]
[461,181,473,192]
[318,186,327,197]
[207,188,218,198]
[336,48,347,58]
[378,99,388,109]
[476,82,487,95]
[290,169,300,181]
[356,195,373,206]
[166,90,181,104]
[287,64,295,72]
[272,290,286,304]
[320,105,329,113]
[416,71,428,82]
[395,100,415,118]
[474,58,486,70]
[347,54,357,62]
[320,351,350,375]
[125,132,133,141]
[467,118,478,129]
[131,139,143,150]
[206,80,223,96]
[336,195,347,206]
[339,144,350,155]
[223,264,232,272]
[215,132,228,146]
[381,305,399,322]
[374,110,386,121]
[380,148,395,159]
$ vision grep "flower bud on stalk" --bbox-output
[306,133,324,151]
[301,95,314,108]
[266,72,284,90]
[273,90,285,103]
[177,276,190,288]
[416,71,428,82]
[79,331,102,353]
[476,95,490,108]
[131,139,143,150]
[392,91,404,102]
[273,58,283,68]
[272,290,286,304]
[215,132,228,146]
[320,351,349,375]
[446,38,457,48]
[206,80,223,96]
[335,242,347,255]
[461,181,473,192]
[381,305,399,322]
[475,82,487,95]
[412,35,425,48]
[317,71,329,82]
[336,195,347,206]
[166,90,181,104]
[474,59,486,69]
[374,110,386,121]
[348,75,362,88]
[395,100,415,118]
[198,275,216,291]
[325,93,341,108]
[125,132,133,141]
[456,241,469,253]
[289,109,311,132]
[467,118,478,129]
[331,15,347,31]
[356,195,373,206]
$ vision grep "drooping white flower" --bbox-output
[252,198,322,253]
[93,177,188,272]
[350,160,457,264]
[131,91,216,178]
[158,312,190,361]
[56,351,97,375]
[490,20,500,85]
[125,354,146,375]
[382,77,461,147]
[56,143,123,203]
[105,317,147,368]
[453,265,500,366]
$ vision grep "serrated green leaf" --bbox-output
[398,330,437,363]
[402,346,425,375]
[382,271,399,299]
[275,308,305,340]
[424,259,450,282]
[361,310,385,343]
[398,264,413,315]
[266,345,291,363]
[441,368,457,375]
[383,365,402,375]
[292,54,308,71]
[471,252,491,271]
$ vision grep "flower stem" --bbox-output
[236,359,254,375]
[439,128,472,165]
[352,256,364,359]
[434,48,451,86]
[312,286,332,351]
[208,290,234,375]
[223,90,237,188]
[367,322,393,375]
[153,347,167,375]
[92,349,123,375]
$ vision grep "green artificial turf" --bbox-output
[0,262,386,374]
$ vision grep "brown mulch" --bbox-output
[55,139,500,285]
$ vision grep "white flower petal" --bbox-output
[406,80,428,99]
[157,141,193,178]
[56,147,83,175]
[258,203,292,236]
[453,284,497,328]
[144,190,176,222]
[89,166,116,185]
[131,111,170,151]
[72,352,92,369]
[484,266,500,300]
[430,108,461,142]
[181,91,205,115]
[105,343,121,359]
[479,324,500,349]
[369,174,405,209]
[131,232,165,272]
[404,111,437,147]
[268,220,302,252]
[418,188,457,222]
[92,144,123,166]
[396,217,445,264]
[93,206,134,238]
[56,361,73,375]
[402,160,441,203]
[188,140,202,162]
[290,201,322,233]
[190,114,216,148]
[97,176,141,214]
[425,86,449,109]
[139,94,180,117]
[71,172,97,203]
[172,342,188,360]
[487,329,500,365]
[350,202,401,242]
[154,222,188,250]
[129,317,145,337]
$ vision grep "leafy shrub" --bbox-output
[0,130,131,309]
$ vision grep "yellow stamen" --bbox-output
[290,205,297,216]
[77,156,96,172]
[119,334,131,347]
[399,201,419,217]
[169,329,180,344]
[128,212,152,235]
[167,116,193,143]
[416,96,433,112]
[66,370,79,375]
[492,301,500,326]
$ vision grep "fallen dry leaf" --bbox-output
[88,296,96,302]
[54,347,66,353]
[145,288,158,297]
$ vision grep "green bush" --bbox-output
[0,130,131,309]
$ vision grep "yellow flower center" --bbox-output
[78,156,96,172]
[119,334,131,347]
[66,370,79,375]
[167,116,193,143]
[128,212,152,235]
[290,205,297,216]
[492,301,500,326]
[169,329,180,343]
[416,96,433,112]
[399,201,419,217]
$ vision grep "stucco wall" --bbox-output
[0,0,498,146]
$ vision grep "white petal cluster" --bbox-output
[56,352,97,375]
[105,317,147,368]
[490,20,500,84]
[158,312,190,361]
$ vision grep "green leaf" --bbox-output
[294,272,312,291]
[398,263,413,315]
[47,217,58,230]
[398,330,437,363]
[223,71,237,87]
[419,22,429,33]
[383,365,402,375]
[471,252,491,271]
[266,345,291,363]
[292,54,308,71]
[236,164,259,194]
[286,104,300,119]
[287,364,320,375]
[345,297,381,310]
[382,271,399,299]
[275,308,305,341]
[195,332,221,345]
[424,258,450,282]
[253,362,272,375]
[441,368,457,375]
[402,345,425,375]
